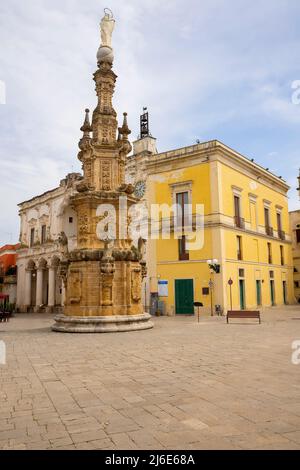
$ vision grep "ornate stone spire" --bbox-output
[92,64,118,145]
[52,12,153,334]
[119,112,131,140]
[77,10,133,192]
[92,10,118,146]
[80,109,92,137]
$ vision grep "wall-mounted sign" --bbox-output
[158,280,168,297]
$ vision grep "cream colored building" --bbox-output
[17,173,82,313]
[290,210,300,303]
[126,134,157,309]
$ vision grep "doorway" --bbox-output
[175,279,194,314]
[283,281,287,305]
[239,279,245,310]
[256,280,262,306]
[270,280,275,306]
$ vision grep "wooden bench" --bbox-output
[227,310,261,324]
[0,311,11,323]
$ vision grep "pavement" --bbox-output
[0,305,300,450]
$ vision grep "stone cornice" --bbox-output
[18,186,64,210]
[157,259,294,269]
[213,142,289,189]
[18,175,83,212]
[146,140,290,195]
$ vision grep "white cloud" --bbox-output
[0,0,300,244]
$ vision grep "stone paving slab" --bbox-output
[0,306,300,450]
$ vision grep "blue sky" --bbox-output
[0,0,300,245]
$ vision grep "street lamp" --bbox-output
[207,259,221,273]
[207,259,220,316]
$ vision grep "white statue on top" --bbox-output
[97,8,115,64]
[100,8,115,49]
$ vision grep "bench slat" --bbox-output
[227,310,261,324]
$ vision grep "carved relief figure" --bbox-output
[131,268,142,302]
[138,237,146,261]
[57,231,68,256]
[69,271,82,304]
[102,278,113,306]
[78,215,89,234]
[102,162,111,190]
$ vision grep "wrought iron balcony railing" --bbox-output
[266,226,274,237]
[234,216,245,229]
[278,229,285,241]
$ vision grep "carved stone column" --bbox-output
[61,284,66,307]
[48,267,56,307]
[35,268,43,308]
[24,269,32,307]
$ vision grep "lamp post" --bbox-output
[207,259,220,317]
[144,282,147,310]
[208,278,214,316]
[228,278,233,312]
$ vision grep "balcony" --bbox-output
[265,226,274,237]
[278,229,286,241]
[234,216,245,229]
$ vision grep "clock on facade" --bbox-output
[134,180,146,199]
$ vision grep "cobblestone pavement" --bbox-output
[0,306,300,450]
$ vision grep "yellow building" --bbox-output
[290,210,300,304]
[143,140,294,315]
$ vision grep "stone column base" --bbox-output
[18,305,30,313]
[52,313,154,333]
[44,306,63,314]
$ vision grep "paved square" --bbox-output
[0,306,300,450]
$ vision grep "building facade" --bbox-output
[290,210,300,303]
[16,173,82,313]
[0,244,19,304]
[126,113,158,309]
[130,139,294,315]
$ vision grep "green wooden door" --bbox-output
[239,279,245,310]
[256,280,262,306]
[283,281,287,305]
[270,280,275,306]
[175,279,194,314]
